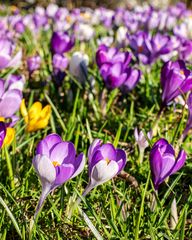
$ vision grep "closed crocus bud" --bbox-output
[51,31,75,54]
[134,128,152,152]
[161,60,192,105]
[0,79,22,118]
[33,133,85,217]
[27,55,41,73]
[69,51,89,82]
[82,139,126,197]
[150,138,186,190]
[0,38,22,70]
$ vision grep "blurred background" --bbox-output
[1,0,192,9]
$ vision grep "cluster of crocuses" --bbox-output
[0,2,191,87]
[96,44,141,91]
[33,135,126,217]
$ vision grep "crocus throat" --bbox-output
[180,70,184,75]
[52,161,60,167]
[105,158,111,165]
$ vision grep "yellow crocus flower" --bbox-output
[3,128,15,146]
[20,99,51,132]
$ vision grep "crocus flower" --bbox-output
[20,99,51,132]
[33,133,85,217]
[0,79,22,118]
[51,31,75,54]
[134,128,152,153]
[52,54,68,71]
[0,38,22,70]
[96,45,141,90]
[27,55,41,73]
[150,138,186,190]
[161,60,192,105]
[82,139,126,196]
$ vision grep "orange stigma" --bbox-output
[52,161,60,167]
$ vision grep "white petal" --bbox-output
[33,155,56,184]
[90,160,118,187]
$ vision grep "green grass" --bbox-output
[0,15,192,240]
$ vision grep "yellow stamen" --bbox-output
[0,117,5,122]
[105,158,111,165]
[52,161,60,167]
[180,70,184,75]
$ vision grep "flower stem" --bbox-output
[152,105,165,136]
[4,147,15,190]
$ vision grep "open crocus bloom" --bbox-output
[0,38,22,70]
[82,139,126,196]
[33,133,85,217]
[20,99,51,132]
[150,138,186,190]
[0,79,22,118]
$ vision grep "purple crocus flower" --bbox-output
[52,54,68,71]
[128,31,153,65]
[0,79,22,118]
[0,38,22,70]
[161,60,192,105]
[27,55,41,73]
[32,133,85,217]
[51,31,75,54]
[150,138,186,190]
[96,45,141,90]
[82,139,126,196]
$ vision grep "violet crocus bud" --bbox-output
[51,31,75,54]
[27,55,41,73]
[150,138,186,190]
[161,60,192,106]
[32,133,85,218]
[82,139,126,197]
